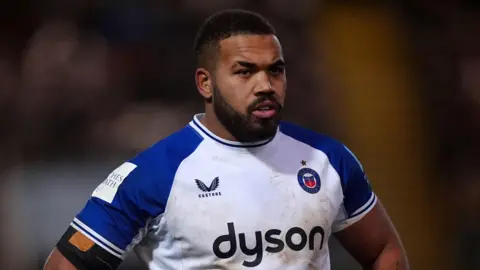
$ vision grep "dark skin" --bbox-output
[195,34,287,142]
[43,249,77,270]
[195,34,409,270]
[335,201,409,269]
[44,34,409,270]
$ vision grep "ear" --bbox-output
[195,68,213,101]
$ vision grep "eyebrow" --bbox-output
[234,59,286,69]
[270,59,286,68]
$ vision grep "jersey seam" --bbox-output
[161,139,206,270]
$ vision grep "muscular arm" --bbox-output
[335,201,409,270]
[43,226,122,270]
[44,248,77,270]
[328,144,408,269]
[42,141,181,270]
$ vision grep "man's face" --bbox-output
[212,34,286,142]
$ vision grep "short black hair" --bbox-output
[193,9,276,69]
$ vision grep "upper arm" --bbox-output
[331,145,377,233]
[44,248,77,270]
[48,160,168,270]
[47,127,203,270]
[332,146,402,267]
[74,161,165,256]
[335,201,401,267]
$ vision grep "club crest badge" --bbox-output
[297,167,321,194]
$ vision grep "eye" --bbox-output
[235,69,253,77]
[269,66,285,75]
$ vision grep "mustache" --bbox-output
[247,96,283,113]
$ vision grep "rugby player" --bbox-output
[44,9,409,270]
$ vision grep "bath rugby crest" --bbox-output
[298,167,321,194]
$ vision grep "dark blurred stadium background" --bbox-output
[1,1,479,269]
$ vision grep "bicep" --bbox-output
[51,162,164,269]
[73,162,163,256]
[332,145,377,232]
[44,248,78,270]
[331,145,396,266]
[334,200,400,267]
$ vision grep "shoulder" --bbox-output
[129,124,204,174]
[280,121,347,155]
[91,125,204,205]
[279,121,364,183]
[112,125,204,192]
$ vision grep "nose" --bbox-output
[253,71,275,95]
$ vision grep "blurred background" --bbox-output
[0,1,479,269]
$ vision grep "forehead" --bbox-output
[218,34,283,65]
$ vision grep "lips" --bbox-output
[251,100,279,119]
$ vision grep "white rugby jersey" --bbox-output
[72,114,377,270]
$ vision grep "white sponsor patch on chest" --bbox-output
[92,162,137,203]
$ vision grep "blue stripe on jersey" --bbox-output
[279,122,373,218]
[76,125,203,251]
[71,217,123,258]
[349,193,376,219]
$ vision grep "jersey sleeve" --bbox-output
[332,145,377,232]
[71,160,166,259]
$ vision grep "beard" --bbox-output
[212,86,283,143]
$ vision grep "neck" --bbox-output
[200,108,238,142]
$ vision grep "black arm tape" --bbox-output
[56,226,122,270]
